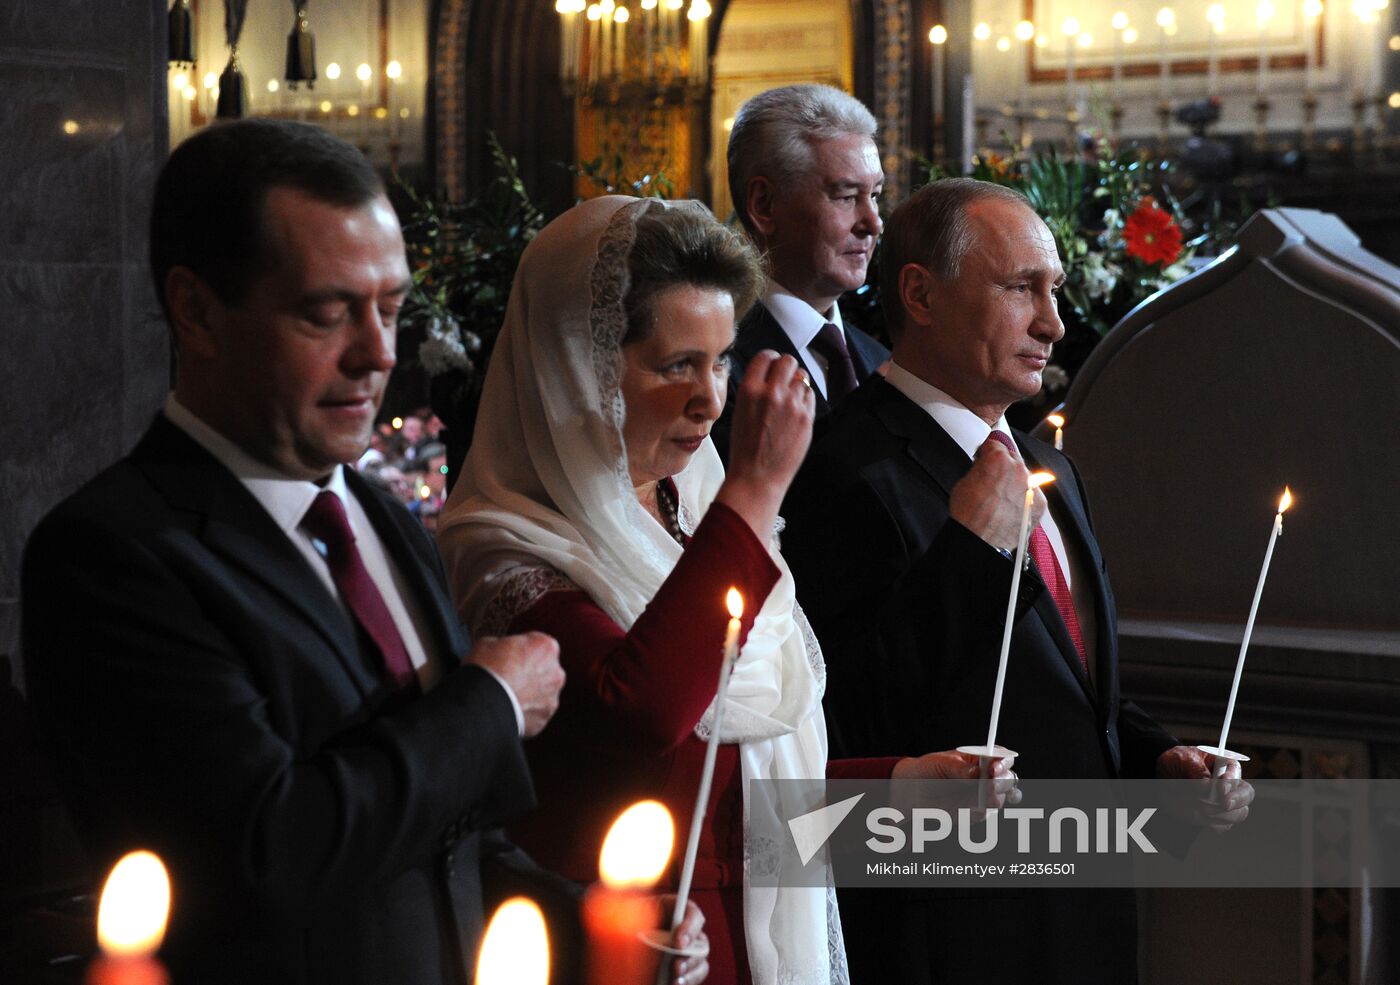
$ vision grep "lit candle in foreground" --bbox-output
[1046,413,1065,450]
[959,472,1055,770]
[586,801,675,985]
[477,898,549,985]
[1198,487,1293,775]
[668,588,741,933]
[87,851,170,985]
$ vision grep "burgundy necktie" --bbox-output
[982,431,1088,672]
[301,490,418,691]
[810,322,859,402]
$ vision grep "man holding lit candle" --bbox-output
[782,178,1251,984]
[711,83,890,460]
[23,120,708,985]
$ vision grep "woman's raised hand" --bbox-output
[714,350,816,541]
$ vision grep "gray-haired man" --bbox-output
[713,83,889,459]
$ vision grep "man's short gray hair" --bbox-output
[879,178,1035,341]
[726,83,878,234]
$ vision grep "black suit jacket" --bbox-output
[22,416,578,985]
[712,299,889,462]
[781,379,1177,984]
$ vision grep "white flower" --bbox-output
[418,313,473,376]
[1079,252,1120,302]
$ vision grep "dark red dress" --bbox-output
[501,501,898,984]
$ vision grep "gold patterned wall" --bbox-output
[575,101,695,199]
[709,0,854,220]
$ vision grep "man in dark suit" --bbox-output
[781,179,1250,983]
[22,120,706,985]
[712,84,889,459]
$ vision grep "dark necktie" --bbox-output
[982,431,1088,673]
[810,322,859,402]
[301,490,418,690]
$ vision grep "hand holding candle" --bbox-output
[957,469,1055,777]
[87,851,171,985]
[1197,487,1293,787]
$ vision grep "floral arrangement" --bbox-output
[396,134,545,442]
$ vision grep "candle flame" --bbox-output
[1111,10,1130,30]
[929,24,948,44]
[1028,471,1057,490]
[726,587,744,619]
[1278,487,1293,513]
[1046,414,1065,429]
[599,800,674,888]
[97,850,170,958]
[476,898,550,985]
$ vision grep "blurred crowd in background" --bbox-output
[356,409,449,530]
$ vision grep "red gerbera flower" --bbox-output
[1123,196,1183,267]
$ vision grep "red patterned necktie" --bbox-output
[301,490,418,691]
[810,322,859,401]
[982,431,1088,673]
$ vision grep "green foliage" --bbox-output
[397,135,677,436]
[396,134,547,431]
[571,152,676,199]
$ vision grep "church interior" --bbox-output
[2,1,1398,982]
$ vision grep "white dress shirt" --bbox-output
[164,395,526,726]
[883,364,1098,676]
[760,283,850,400]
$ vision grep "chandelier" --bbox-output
[555,0,713,102]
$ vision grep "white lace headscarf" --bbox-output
[437,195,847,985]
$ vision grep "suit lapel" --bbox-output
[133,416,374,697]
[1017,434,1100,703]
[866,379,971,497]
[741,303,830,414]
[348,471,463,672]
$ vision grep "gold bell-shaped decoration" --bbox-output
[285,3,317,90]
[168,0,195,68]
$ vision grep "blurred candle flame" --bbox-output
[476,897,550,985]
[97,851,170,957]
[599,801,675,889]
[1278,487,1293,513]
[1029,472,1057,489]
[726,588,744,620]
[1046,414,1065,429]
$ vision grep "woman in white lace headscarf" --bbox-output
[438,196,989,985]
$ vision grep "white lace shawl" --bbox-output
[436,195,847,985]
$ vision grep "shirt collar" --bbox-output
[761,281,844,352]
[883,362,1013,460]
[164,393,349,536]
